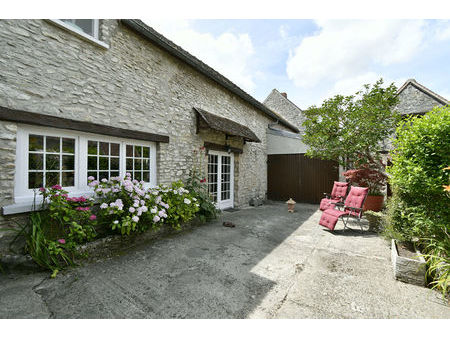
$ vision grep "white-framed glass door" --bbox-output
[207,151,234,210]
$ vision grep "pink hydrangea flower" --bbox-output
[39,187,46,192]
[87,176,95,181]
[52,184,62,190]
[89,214,97,220]
[57,239,66,244]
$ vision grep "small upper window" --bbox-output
[60,19,99,39]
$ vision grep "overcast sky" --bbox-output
[144,19,450,109]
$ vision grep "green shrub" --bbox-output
[185,146,219,222]
[386,106,450,296]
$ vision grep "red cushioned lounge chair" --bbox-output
[319,181,349,211]
[319,186,369,232]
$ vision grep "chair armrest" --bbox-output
[345,206,363,212]
[323,193,332,198]
[331,201,345,207]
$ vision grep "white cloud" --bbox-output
[143,19,256,93]
[316,72,406,106]
[435,21,450,40]
[286,20,426,88]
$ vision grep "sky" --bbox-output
[144,19,450,109]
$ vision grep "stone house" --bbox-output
[396,78,449,116]
[0,19,299,238]
[382,79,449,153]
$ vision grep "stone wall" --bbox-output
[396,83,445,115]
[0,19,276,233]
[263,89,305,133]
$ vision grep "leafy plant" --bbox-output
[185,146,219,222]
[343,158,387,195]
[302,78,400,167]
[91,174,200,235]
[386,106,450,297]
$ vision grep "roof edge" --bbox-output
[120,19,299,133]
[397,79,449,106]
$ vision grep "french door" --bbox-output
[207,151,234,210]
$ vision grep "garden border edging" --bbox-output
[391,239,426,286]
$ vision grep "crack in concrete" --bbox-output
[31,276,54,319]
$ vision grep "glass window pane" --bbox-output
[88,156,97,170]
[99,171,108,180]
[142,159,150,171]
[29,135,43,151]
[110,157,119,170]
[29,153,43,170]
[62,138,75,154]
[126,145,133,157]
[126,158,133,171]
[143,147,150,158]
[46,154,60,170]
[62,155,75,170]
[74,19,94,35]
[29,172,43,189]
[134,146,142,157]
[62,172,75,187]
[99,157,108,170]
[110,143,120,156]
[99,142,109,155]
[134,171,142,181]
[88,141,97,155]
[46,172,60,187]
[143,172,150,182]
[110,171,119,178]
[134,159,142,170]
[46,136,60,153]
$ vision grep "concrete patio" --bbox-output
[0,202,449,318]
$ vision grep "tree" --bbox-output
[302,78,400,169]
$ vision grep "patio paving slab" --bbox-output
[0,202,448,318]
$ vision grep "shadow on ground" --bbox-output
[0,201,317,318]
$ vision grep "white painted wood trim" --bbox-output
[11,124,157,212]
[47,19,109,50]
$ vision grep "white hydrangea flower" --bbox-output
[184,198,191,204]
[100,203,108,209]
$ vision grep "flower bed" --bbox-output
[16,171,215,276]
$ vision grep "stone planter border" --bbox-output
[391,239,426,286]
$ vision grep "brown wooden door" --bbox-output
[267,154,339,204]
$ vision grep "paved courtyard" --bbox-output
[1,202,449,318]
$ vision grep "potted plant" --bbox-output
[343,159,387,212]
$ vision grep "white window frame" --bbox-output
[47,19,109,49]
[9,124,156,212]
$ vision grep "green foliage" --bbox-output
[386,106,450,296]
[22,212,75,275]
[185,146,219,222]
[302,78,400,167]
[158,181,200,230]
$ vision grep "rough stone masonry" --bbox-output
[0,19,294,237]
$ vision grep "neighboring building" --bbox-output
[0,19,299,238]
[263,89,339,203]
[263,89,307,155]
[383,79,449,153]
[396,78,449,116]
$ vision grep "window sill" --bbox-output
[46,19,109,50]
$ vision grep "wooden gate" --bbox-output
[267,154,339,204]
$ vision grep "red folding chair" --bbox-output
[319,181,349,211]
[319,186,369,232]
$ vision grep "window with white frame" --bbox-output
[60,19,99,39]
[15,125,157,204]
